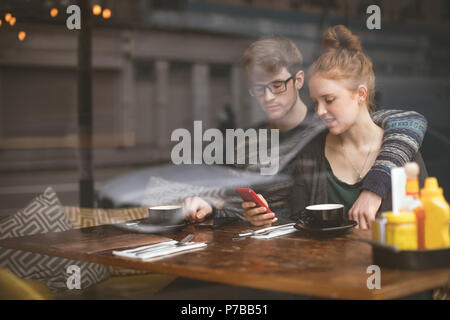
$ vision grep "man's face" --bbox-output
[249,67,302,121]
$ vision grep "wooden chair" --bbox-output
[0,267,54,300]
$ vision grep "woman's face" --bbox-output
[309,75,362,135]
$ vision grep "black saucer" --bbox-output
[294,220,357,237]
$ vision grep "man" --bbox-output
[182,35,427,229]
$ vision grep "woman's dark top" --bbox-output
[325,157,366,217]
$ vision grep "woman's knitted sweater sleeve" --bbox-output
[364,109,427,198]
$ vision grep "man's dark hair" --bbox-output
[240,35,303,80]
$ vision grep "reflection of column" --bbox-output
[383,1,397,21]
[422,1,440,23]
[119,31,136,147]
[192,63,210,128]
[155,60,169,148]
[231,64,244,128]
[78,0,93,208]
[0,71,2,138]
[346,0,358,17]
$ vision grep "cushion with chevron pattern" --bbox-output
[64,206,149,229]
[0,187,110,291]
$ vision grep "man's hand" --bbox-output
[182,196,213,222]
[348,190,382,230]
[241,194,277,227]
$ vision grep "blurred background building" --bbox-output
[0,0,449,214]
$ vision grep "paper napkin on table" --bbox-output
[112,241,207,261]
[237,223,297,240]
[251,226,297,239]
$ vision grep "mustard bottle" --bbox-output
[385,211,417,250]
[420,177,450,249]
[403,162,426,249]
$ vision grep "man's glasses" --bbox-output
[249,75,295,97]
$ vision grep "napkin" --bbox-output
[237,223,297,239]
[251,226,297,239]
[112,241,207,261]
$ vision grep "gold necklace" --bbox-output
[339,137,374,181]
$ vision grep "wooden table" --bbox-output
[1,220,449,299]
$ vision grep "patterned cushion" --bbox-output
[0,187,110,291]
[64,206,151,276]
[64,206,148,228]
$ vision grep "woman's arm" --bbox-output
[365,109,427,198]
[349,109,427,229]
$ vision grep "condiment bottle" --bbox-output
[385,211,417,250]
[420,177,450,249]
[403,162,426,249]
[372,213,387,244]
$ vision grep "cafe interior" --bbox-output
[0,0,449,301]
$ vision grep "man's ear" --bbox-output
[295,70,305,90]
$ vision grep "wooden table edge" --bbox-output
[2,236,449,300]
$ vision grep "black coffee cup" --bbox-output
[298,204,345,228]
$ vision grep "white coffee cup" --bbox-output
[147,205,183,225]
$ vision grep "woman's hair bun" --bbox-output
[321,25,362,52]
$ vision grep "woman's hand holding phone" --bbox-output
[241,193,277,227]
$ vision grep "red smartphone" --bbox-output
[235,188,272,213]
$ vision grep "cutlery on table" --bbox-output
[134,234,195,256]
[123,240,178,254]
[232,223,296,241]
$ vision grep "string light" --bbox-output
[5,13,12,22]
[50,8,59,18]
[9,16,16,26]
[102,8,111,19]
[0,19,2,27]
[18,31,26,41]
[92,4,102,16]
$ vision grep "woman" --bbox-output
[244,25,427,229]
